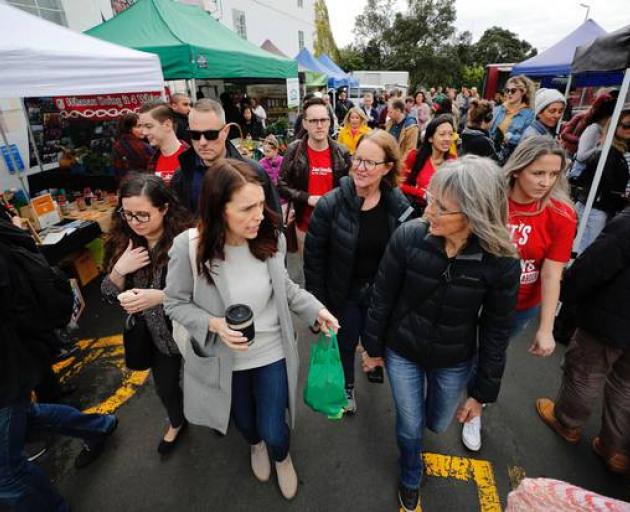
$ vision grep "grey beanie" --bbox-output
[535,88,566,117]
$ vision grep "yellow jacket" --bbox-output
[338,124,371,155]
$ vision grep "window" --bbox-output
[8,0,68,26]
[297,0,303,7]
[298,30,305,50]
[232,9,247,39]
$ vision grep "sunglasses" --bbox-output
[620,122,630,129]
[188,128,224,141]
[504,87,522,95]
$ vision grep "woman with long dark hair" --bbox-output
[111,113,154,181]
[102,173,192,455]
[401,114,455,214]
[164,159,338,500]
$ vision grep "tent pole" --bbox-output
[190,79,198,103]
[21,102,45,173]
[573,67,630,255]
[558,74,572,135]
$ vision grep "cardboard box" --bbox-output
[72,249,99,286]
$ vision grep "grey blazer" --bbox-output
[164,229,323,434]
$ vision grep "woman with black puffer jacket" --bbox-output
[360,155,520,512]
[304,130,415,415]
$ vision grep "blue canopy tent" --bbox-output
[317,54,359,88]
[295,47,330,76]
[512,19,607,87]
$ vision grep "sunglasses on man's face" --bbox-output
[188,128,224,141]
[504,87,522,95]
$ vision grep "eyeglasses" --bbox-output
[188,128,224,141]
[425,191,463,217]
[504,87,522,96]
[118,208,151,223]
[351,157,387,171]
[305,117,330,125]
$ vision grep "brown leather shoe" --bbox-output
[592,437,630,474]
[535,398,581,443]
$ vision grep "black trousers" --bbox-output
[152,351,185,428]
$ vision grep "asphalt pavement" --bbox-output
[36,254,630,512]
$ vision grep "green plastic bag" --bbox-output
[304,330,348,420]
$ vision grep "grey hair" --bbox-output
[191,98,226,124]
[428,155,518,258]
[503,136,573,216]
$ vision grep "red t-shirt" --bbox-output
[508,198,577,311]
[400,149,436,201]
[298,145,333,231]
[155,143,186,185]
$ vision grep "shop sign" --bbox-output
[0,144,25,174]
[196,55,208,69]
[286,77,300,108]
[53,92,162,120]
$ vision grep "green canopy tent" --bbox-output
[85,0,297,81]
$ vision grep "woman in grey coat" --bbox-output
[164,158,338,501]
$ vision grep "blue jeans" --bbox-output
[231,358,290,462]
[0,400,116,512]
[575,201,608,255]
[513,305,541,338]
[386,347,473,490]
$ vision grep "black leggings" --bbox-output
[152,351,185,428]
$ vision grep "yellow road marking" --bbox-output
[53,335,149,415]
[397,452,501,512]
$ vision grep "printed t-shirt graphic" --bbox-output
[155,143,186,185]
[508,198,576,311]
[298,145,333,231]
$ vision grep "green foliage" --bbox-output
[313,0,340,62]
[345,0,537,89]
[461,65,485,90]
[472,26,538,65]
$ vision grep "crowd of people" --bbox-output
[1,79,629,512]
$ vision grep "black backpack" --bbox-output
[6,243,74,333]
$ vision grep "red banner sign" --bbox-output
[54,92,162,120]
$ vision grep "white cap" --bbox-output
[535,88,566,117]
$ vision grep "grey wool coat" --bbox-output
[163,229,324,434]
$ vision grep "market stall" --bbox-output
[0,2,164,275]
[85,0,298,114]
[0,1,164,196]
[569,24,630,254]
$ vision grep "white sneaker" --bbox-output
[462,416,482,451]
[250,441,271,482]
[343,387,356,414]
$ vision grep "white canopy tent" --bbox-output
[0,2,164,97]
[0,2,164,194]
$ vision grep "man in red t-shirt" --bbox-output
[138,102,188,186]
[279,97,351,240]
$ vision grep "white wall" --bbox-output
[61,0,113,31]
[181,0,315,57]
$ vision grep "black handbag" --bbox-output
[123,313,154,370]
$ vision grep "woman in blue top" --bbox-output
[490,75,535,164]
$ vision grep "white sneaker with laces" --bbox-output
[343,387,356,414]
[462,415,482,451]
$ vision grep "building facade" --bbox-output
[8,0,314,57]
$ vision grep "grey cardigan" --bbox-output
[163,229,323,434]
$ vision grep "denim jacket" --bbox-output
[490,106,534,163]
